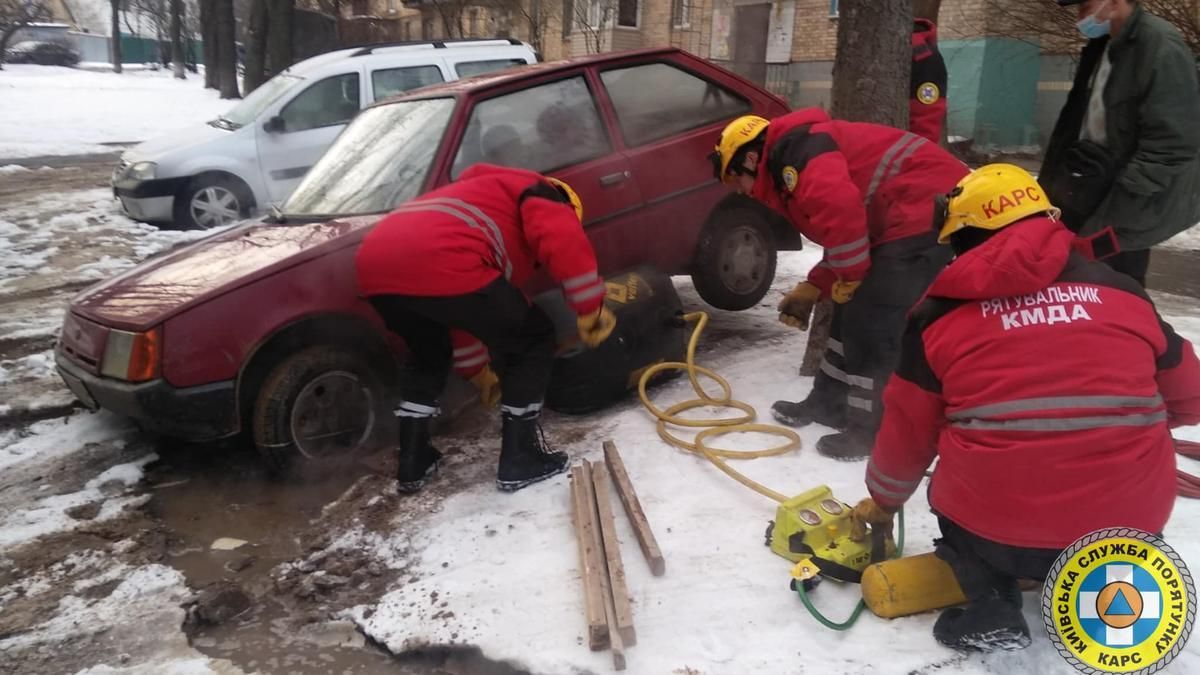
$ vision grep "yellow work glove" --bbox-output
[831,280,862,305]
[849,497,896,543]
[577,306,617,348]
[777,281,821,331]
[469,365,501,407]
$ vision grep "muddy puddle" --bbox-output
[146,433,534,675]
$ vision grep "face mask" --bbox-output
[1077,3,1112,39]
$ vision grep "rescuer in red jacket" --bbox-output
[709,109,968,460]
[910,18,948,143]
[355,164,616,493]
[856,164,1200,651]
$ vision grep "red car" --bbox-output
[55,48,796,473]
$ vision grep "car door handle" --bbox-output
[600,171,631,187]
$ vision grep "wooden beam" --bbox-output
[570,464,609,651]
[591,462,637,646]
[603,441,666,576]
[585,461,627,670]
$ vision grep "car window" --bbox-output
[279,72,361,133]
[455,59,527,78]
[372,65,444,100]
[451,76,610,178]
[600,62,751,147]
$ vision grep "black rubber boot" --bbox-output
[497,415,569,492]
[396,416,441,493]
[770,398,846,430]
[933,596,1032,652]
[815,431,872,461]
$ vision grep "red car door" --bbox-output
[594,58,757,273]
[438,71,644,277]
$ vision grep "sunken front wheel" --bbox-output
[252,346,390,479]
[690,208,777,311]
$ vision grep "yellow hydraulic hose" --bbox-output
[637,311,802,503]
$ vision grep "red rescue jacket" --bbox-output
[867,216,1200,548]
[910,19,947,143]
[356,163,604,376]
[749,108,967,294]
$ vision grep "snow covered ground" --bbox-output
[0,65,228,159]
[346,247,1200,675]
[1164,224,1200,251]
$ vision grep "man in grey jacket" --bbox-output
[1041,0,1200,286]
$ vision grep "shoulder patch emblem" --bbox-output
[781,166,799,192]
[917,82,940,105]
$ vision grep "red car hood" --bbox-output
[71,216,380,330]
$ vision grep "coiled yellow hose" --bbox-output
[636,311,803,503]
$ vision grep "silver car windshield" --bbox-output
[282,98,456,217]
[221,73,302,128]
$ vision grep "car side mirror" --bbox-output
[263,115,286,134]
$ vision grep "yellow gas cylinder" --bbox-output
[861,552,968,618]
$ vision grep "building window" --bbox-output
[829,0,838,17]
[402,20,411,40]
[562,0,574,36]
[387,0,397,14]
[469,9,479,35]
[351,0,368,16]
[422,19,434,40]
[671,0,688,27]
[617,0,638,27]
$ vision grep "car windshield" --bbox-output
[220,73,302,128]
[282,98,456,217]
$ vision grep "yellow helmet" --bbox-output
[546,177,583,222]
[936,163,1059,243]
[709,115,770,183]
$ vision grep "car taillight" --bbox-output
[101,327,161,382]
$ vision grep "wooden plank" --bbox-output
[591,462,637,646]
[603,440,666,576]
[570,464,609,651]
[585,462,626,670]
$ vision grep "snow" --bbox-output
[1162,223,1200,251]
[0,561,244,675]
[351,249,1200,675]
[0,65,228,159]
[0,412,133,474]
[0,452,155,550]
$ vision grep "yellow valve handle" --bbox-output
[637,311,802,504]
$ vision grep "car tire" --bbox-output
[252,346,390,480]
[690,207,777,311]
[173,174,253,230]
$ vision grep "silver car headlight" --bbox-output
[128,161,157,181]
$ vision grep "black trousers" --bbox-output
[807,234,953,438]
[934,516,1061,603]
[1104,248,1151,287]
[368,278,557,417]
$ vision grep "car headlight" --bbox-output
[128,161,157,181]
[101,327,162,382]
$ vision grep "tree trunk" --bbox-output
[800,0,911,376]
[265,0,295,77]
[243,0,270,93]
[201,0,217,88]
[110,0,123,74]
[171,0,186,78]
[215,0,240,99]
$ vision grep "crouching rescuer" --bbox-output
[709,110,968,459]
[858,164,1200,651]
[355,164,616,493]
